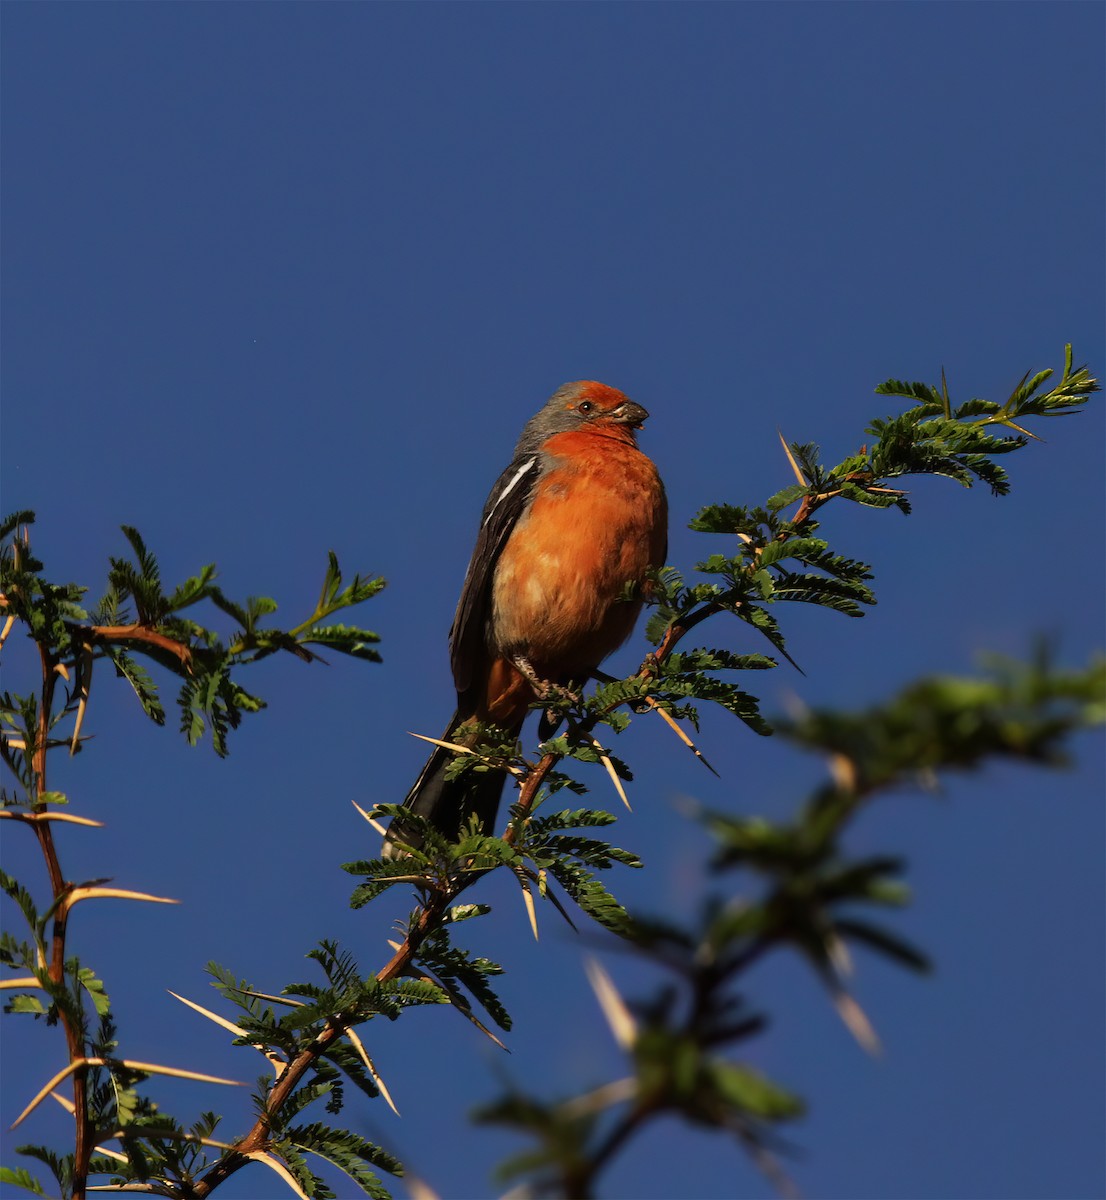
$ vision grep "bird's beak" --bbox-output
[613,401,649,429]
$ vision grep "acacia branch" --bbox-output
[193,869,468,1196]
[193,748,562,1194]
[28,637,95,1200]
[184,467,868,1197]
[86,624,193,669]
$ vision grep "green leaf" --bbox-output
[707,1061,805,1120]
[751,568,775,599]
[757,536,828,569]
[9,1146,72,1195]
[299,625,382,662]
[286,1123,402,1198]
[417,929,511,1031]
[544,859,633,935]
[306,555,387,626]
[382,978,449,1009]
[166,563,217,611]
[109,527,166,623]
[104,648,166,726]
[689,504,754,534]
[523,808,620,836]
[0,1166,46,1196]
[268,1139,324,1198]
[662,649,777,674]
[817,857,907,903]
[839,480,910,506]
[0,511,36,542]
[953,397,1002,419]
[345,858,434,907]
[834,918,931,973]
[1,870,40,933]
[447,903,492,923]
[737,604,801,672]
[119,526,158,583]
[533,835,642,872]
[874,377,945,408]
[206,586,250,627]
[769,571,874,616]
[644,608,673,646]
[765,484,807,512]
[4,995,46,1016]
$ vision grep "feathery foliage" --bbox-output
[1,347,1100,1199]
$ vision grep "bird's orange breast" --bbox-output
[490,429,667,679]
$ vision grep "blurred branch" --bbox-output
[476,652,1104,1198]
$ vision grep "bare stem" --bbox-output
[30,640,93,1200]
[86,624,193,669]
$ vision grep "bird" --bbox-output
[383,380,668,857]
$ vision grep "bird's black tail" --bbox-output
[382,713,514,858]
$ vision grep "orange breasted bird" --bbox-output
[384,381,668,855]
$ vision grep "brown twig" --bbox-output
[86,624,193,669]
[504,751,560,843]
[193,873,467,1196]
[193,747,568,1193]
[27,638,95,1199]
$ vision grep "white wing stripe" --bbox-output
[482,457,537,527]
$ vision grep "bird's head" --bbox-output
[516,381,649,455]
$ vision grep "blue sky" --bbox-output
[2,4,1103,1199]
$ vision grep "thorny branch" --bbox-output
[6,348,1099,1197]
[27,620,95,1196]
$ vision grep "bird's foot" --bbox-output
[512,656,581,711]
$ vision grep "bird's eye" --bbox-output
[578,401,593,414]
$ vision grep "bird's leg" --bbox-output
[512,656,582,710]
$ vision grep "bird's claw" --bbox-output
[512,656,581,711]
